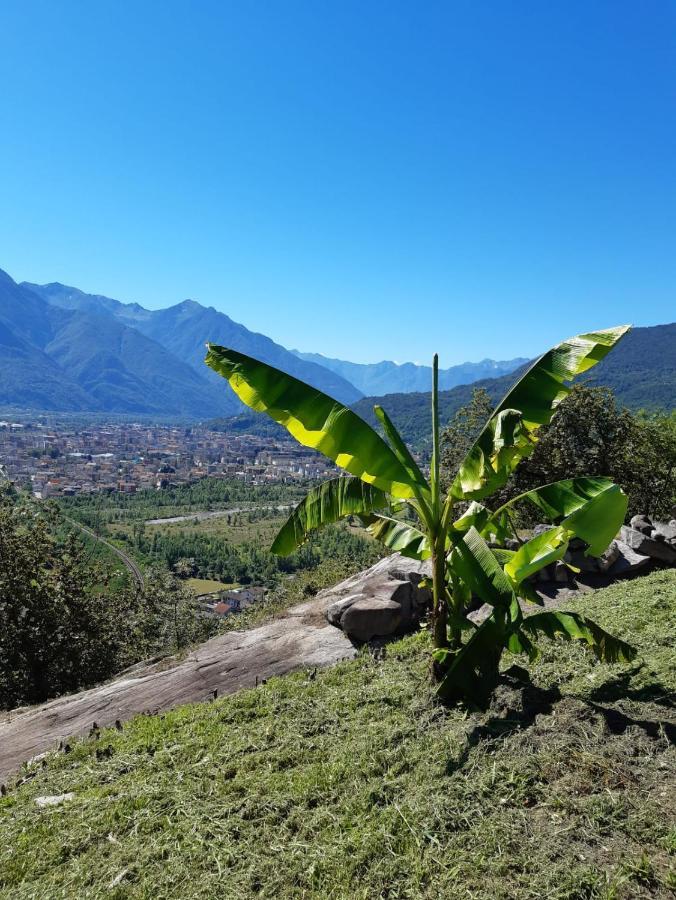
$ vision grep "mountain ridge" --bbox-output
[351,322,676,449]
[292,348,528,396]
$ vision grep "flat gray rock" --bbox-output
[0,592,356,784]
[607,539,652,577]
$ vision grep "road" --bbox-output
[144,503,293,526]
[64,516,144,589]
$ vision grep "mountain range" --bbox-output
[352,322,676,448]
[0,269,361,415]
[1,266,674,423]
[291,350,528,395]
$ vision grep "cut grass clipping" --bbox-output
[1,571,675,899]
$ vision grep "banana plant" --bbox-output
[206,326,636,707]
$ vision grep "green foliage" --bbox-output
[1,572,674,899]
[0,491,217,709]
[207,327,634,707]
[58,477,305,528]
[496,385,676,522]
[132,519,381,588]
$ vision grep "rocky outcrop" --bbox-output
[325,555,432,642]
[620,518,676,565]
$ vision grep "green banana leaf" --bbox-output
[485,477,622,542]
[452,527,516,609]
[503,525,569,584]
[561,483,627,557]
[373,405,430,498]
[271,477,387,556]
[451,326,630,501]
[205,345,418,499]
[450,501,491,536]
[521,610,636,663]
[362,514,431,560]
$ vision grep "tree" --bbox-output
[206,327,636,707]
[0,490,217,709]
[497,385,676,523]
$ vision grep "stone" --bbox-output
[340,598,405,643]
[533,524,555,537]
[607,540,652,578]
[324,554,432,642]
[564,540,620,574]
[0,588,360,784]
[620,526,676,565]
[325,594,362,626]
[597,540,621,573]
[630,514,653,535]
[35,793,75,808]
[565,548,600,574]
[652,521,676,545]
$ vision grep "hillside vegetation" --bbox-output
[1,571,674,899]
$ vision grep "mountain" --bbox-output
[352,324,676,449]
[292,350,528,396]
[0,270,234,416]
[25,283,363,406]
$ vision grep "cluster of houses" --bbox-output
[0,420,336,497]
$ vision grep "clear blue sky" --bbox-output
[1,1,674,366]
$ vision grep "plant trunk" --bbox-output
[431,536,448,649]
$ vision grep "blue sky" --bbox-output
[0,1,674,366]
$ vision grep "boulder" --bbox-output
[630,514,653,535]
[607,540,652,578]
[620,525,676,565]
[325,554,431,642]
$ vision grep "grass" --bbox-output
[184,577,236,595]
[1,570,674,899]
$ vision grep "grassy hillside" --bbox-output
[1,571,674,899]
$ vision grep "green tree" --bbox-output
[500,385,676,522]
[207,327,636,707]
[0,490,217,709]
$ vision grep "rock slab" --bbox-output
[0,593,357,784]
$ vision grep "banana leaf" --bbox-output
[521,610,636,663]
[362,514,431,560]
[450,326,630,501]
[271,477,387,555]
[452,527,516,609]
[561,484,627,557]
[373,405,430,498]
[485,476,621,540]
[503,525,569,584]
[206,345,418,498]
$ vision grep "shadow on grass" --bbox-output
[445,667,675,775]
[586,664,676,709]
